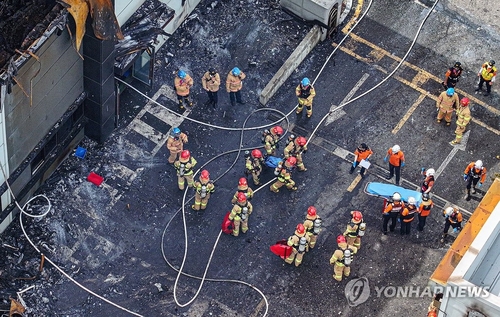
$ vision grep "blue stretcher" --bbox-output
[364,182,422,207]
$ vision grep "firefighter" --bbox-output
[270,157,297,193]
[464,160,487,200]
[417,193,433,232]
[174,70,194,109]
[245,149,264,186]
[384,145,405,186]
[350,143,373,177]
[436,88,459,126]
[442,61,463,89]
[192,170,215,211]
[295,77,316,118]
[226,67,246,106]
[400,197,417,235]
[303,206,322,249]
[166,127,188,164]
[263,126,283,156]
[442,206,463,237]
[421,168,435,194]
[231,177,254,204]
[344,210,366,250]
[476,60,497,96]
[284,223,310,267]
[202,68,220,108]
[329,235,357,282]
[382,192,405,234]
[173,150,197,190]
[228,192,253,237]
[283,136,308,171]
[450,97,471,145]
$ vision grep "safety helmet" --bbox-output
[489,60,496,67]
[301,77,310,86]
[358,143,368,151]
[460,97,470,107]
[351,210,363,223]
[337,235,347,244]
[272,126,284,136]
[200,170,210,179]
[296,136,307,146]
[392,192,402,201]
[454,61,461,68]
[408,197,416,205]
[426,168,435,176]
[296,223,305,234]
[286,156,297,166]
[444,206,455,217]
[392,145,400,153]
[178,70,186,79]
[446,88,455,96]
[422,193,430,201]
[238,177,248,187]
[251,149,262,158]
[237,192,247,203]
[307,206,317,217]
[180,150,190,160]
[427,311,437,317]
[232,67,241,76]
[475,160,483,169]
[171,127,181,136]
[209,68,216,75]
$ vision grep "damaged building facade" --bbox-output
[0,0,200,234]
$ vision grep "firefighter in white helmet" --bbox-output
[400,197,417,235]
[382,192,405,234]
[330,235,357,282]
[384,145,405,186]
[421,168,435,194]
[442,206,463,238]
[463,160,487,200]
[284,223,310,267]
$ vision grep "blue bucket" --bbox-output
[75,146,87,159]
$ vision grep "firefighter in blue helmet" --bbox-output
[226,67,246,106]
[295,77,316,118]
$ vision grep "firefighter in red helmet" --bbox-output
[303,206,322,249]
[173,150,197,190]
[192,170,215,210]
[245,149,264,186]
[284,136,308,171]
[343,210,366,250]
[270,157,298,193]
[284,223,310,267]
[231,177,254,204]
[330,235,357,281]
[228,192,253,237]
[451,97,471,145]
[263,126,283,156]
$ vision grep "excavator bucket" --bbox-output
[88,0,124,41]
[61,0,89,51]
[270,239,292,259]
[221,211,234,235]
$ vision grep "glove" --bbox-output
[384,156,388,163]
[478,182,483,188]
[352,162,357,168]
[453,228,459,233]
[463,174,468,181]
[401,162,405,167]
[365,157,369,161]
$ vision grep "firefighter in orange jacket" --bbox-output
[245,149,264,186]
[284,136,308,171]
[192,170,215,211]
[464,160,487,200]
[421,168,435,194]
[350,143,373,177]
[436,88,459,125]
[382,192,405,234]
[417,193,433,232]
[231,178,254,204]
[284,224,310,267]
[270,157,297,193]
[476,60,497,96]
[344,210,366,250]
[443,206,462,236]
[263,126,283,156]
[166,127,188,164]
[228,192,253,237]
[295,77,316,118]
[384,145,405,186]
[303,206,321,249]
[173,150,197,190]
[226,67,246,106]
[400,197,417,235]
[174,70,194,109]
[330,235,357,282]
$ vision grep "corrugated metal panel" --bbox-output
[468,230,500,294]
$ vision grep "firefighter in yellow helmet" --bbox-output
[295,77,316,118]
[231,178,254,204]
[166,127,188,164]
[343,210,366,250]
[228,192,253,237]
[284,223,310,267]
[263,126,283,156]
[192,170,215,211]
[330,235,357,281]
[451,97,472,145]
[270,157,297,193]
[173,150,197,190]
[245,149,264,186]
[303,206,322,249]
[284,136,308,171]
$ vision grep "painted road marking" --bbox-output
[347,174,362,192]
[392,93,426,134]
[325,73,370,126]
[435,130,470,180]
